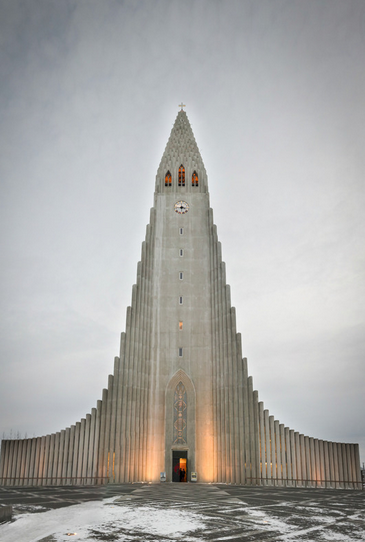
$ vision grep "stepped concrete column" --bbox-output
[337,442,344,488]
[280,425,286,485]
[324,441,330,488]
[342,443,349,488]
[82,415,91,484]
[332,442,339,489]
[264,409,271,484]
[328,442,334,488]
[0,441,9,484]
[253,390,260,485]
[274,421,281,485]
[39,436,46,486]
[294,432,300,486]
[289,430,296,485]
[30,439,37,485]
[67,426,75,484]
[9,440,17,485]
[318,440,325,488]
[72,424,80,483]
[285,428,292,485]
[52,433,60,485]
[345,444,353,488]
[62,429,70,484]
[269,416,275,483]
[304,436,311,485]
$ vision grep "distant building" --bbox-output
[0,109,361,487]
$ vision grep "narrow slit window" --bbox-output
[179,228,184,235]
[179,249,184,257]
[178,347,183,357]
[179,272,183,280]
[179,321,183,330]
[179,296,183,305]
[192,171,199,186]
[165,171,172,186]
[178,165,185,186]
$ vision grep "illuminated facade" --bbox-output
[0,110,361,487]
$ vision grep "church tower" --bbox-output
[0,109,361,488]
[100,107,249,484]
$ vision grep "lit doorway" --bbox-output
[172,451,188,482]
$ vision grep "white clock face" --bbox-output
[174,201,189,214]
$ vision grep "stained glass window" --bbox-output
[178,165,185,186]
[165,171,172,186]
[173,382,187,445]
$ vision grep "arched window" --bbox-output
[192,171,199,187]
[165,171,172,186]
[173,382,187,445]
[178,165,185,187]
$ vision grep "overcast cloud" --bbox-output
[0,0,364,463]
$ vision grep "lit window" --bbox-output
[179,272,183,280]
[179,321,183,330]
[192,171,199,186]
[178,348,183,357]
[179,249,183,257]
[179,296,183,305]
[178,165,185,186]
[165,171,172,186]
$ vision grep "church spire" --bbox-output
[155,109,208,193]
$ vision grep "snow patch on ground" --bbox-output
[1,495,364,542]
[245,506,365,541]
[320,532,361,541]
[247,508,295,533]
[0,498,206,542]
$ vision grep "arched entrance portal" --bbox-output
[172,450,187,482]
[165,369,196,482]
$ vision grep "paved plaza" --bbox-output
[0,483,364,541]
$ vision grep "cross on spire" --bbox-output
[178,102,186,110]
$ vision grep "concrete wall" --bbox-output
[0,408,103,486]
[256,399,362,488]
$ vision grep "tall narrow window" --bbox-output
[192,171,199,186]
[178,165,185,186]
[179,228,184,235]
[179,296,183,305]
[179,272,183,280]
[178,347,183,357]
[179,249,184,257]
[179,321,183,330]
[173,382,187,445]
[165,171,172,186]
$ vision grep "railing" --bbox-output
[0,476,363,489]
[246,476,363,489]
[0,476,109,486]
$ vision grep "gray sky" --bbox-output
[1,0,364,464]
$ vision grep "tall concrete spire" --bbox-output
[155,110,207,192]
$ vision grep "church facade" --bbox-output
[0,110,361,488]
